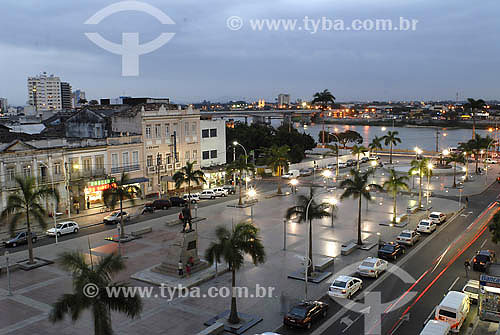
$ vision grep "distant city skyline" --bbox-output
[1,0,499,105]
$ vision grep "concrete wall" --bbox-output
[200,119,226,168]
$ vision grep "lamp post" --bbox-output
[485,142,495,185]
[283,218,287,251]
[331,133,341,177]
[4,251,11,296]
[247,188,257,220]
[327,198,337,227]
[233,141,248,191]
[414,147,422,160]
[37,161,59,245]
[290,178,298,194]
[322,169,332,188]
[64,161,80,218]
[426,162,433,212]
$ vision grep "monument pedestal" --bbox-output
[152,229,208,278]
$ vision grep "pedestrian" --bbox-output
[464,260,470,278]
[178,260,184,276]
[186,263,191,277]
[465,196,469,208]
[87,197,91,210]
[75,202,80,214]
[179,212,185,231]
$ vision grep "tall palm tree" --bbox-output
[445,152,465,188]
[102,172,141,238]
[464,98,486,139]
[409,158,433,208]
[383,131,402,165]
[312,89,336,145]
[467,134,494,174]
[369,136,383,157]
[49,251,142,335]
[351,145,368,170]
[264,145,290,195]
[285,188,331,275]
[383,169,409,223]
[0,176,57,264]
[340,169,382,245]
[205,223,265,324]
[226,155,254,206]
[173,161,206,209]
[458,141,473,181]
[489,212,500,244]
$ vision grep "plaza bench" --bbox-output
[341,242,357,256]
[131,227,152,237]
[196,322,224,335]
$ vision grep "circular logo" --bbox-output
[83,283,99,298]
[226,16,244,31]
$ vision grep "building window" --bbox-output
[185,151,190,160]
[83,159,92,172]
[164,124,170,137]
[111,153,119,169]
[53,162,61,175]
[23,166,31,178]
[145,125,151,139]
[95,155,104,170]
[192,150,197,160]
[157,153,163,166]
[210,128,217,137]
[155,124,161,138]
[184,122,190,136]
[132,151,139,167]
[147,155,153,167]
[166,154,171,165]
[122,152,129,168]
[210,150,217,159]
[6,167,15,181]
[202,151,210,160]
[202,129,209,138]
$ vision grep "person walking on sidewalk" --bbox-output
[178,260,184,276]
[465,196,469,208]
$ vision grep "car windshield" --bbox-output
[332,280,348,288]
[112,212,120,216]
[438,309,456,319]
[56,224,63,229]
[400,233,411,238]
[476,254,490,262]
[419,222,429,226]
[361,261,375,268]
[430,214,439,219]
[464,286,479,294]
[381,245,394,252]
[289,307,307,318]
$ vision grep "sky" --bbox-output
[1,0,499,105]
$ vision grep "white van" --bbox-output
[419,320,450,335]
[199,190,217,199]
[282,169,300,179]
[434,291,470,333]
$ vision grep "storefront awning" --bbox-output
[124,177,149,185]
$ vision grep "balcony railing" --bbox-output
[111,164,141,174]
[69,168,106,180]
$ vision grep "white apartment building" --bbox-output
[141,104,201,195]
[27,73,62,111]
[200,119,226,168]
[278,93,290,108]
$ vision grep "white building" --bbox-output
[72,89,86,108]
[0,98,8,114]
[200,119,226,168]
[278,93,290,108]
[27,73,62,111]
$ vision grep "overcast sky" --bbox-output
[1,0,499,105]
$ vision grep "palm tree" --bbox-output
[312,89,336,145]
[409,158,432,208]
[383,131,402,165]
[49,251,142,335]
[205,222,265,324]
[383,169,409,223]
[285,188,331,275]
[173,161,206,209]
[489,212,500,244]
[0,176,57,264]
[340,169,383,245]
[102,172,141,238]
[464,98,486,139]
[369,136,383,157]
[458,141,473,181]
[467,134,494,174]
[325,143,339,176]
[445,152,465,188]
[264,145,290,195]
[226,155,254,206]
[351,145,368,170]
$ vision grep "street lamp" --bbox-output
[233,141,248,191]
[426,162,433,211]
[322,169,332,187]
[64,161,80,218]
[38,161,59,245]
[247,188,257,220]
[327,198,337,227]
[290,178,298,193]
[414,147,422,160]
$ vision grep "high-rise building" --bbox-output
[72,89,86,107]
[277,94,290,108]
[60,82,72,109]
[27,73,62,111]
[0,98,8,114]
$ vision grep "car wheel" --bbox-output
[32,237,37,243]
[12,242,16,247]
[348,293,352,299]
[402,248,406,254]
[306,322,312,329]
[375,271,379,279]
[56,232,61,237]
[211,196,215,199]
[322,310,327,318]
[74,228,78,233]
[393,255,397,260]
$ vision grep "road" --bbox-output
[276,182,500,335]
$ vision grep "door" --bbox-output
[60,224,68,234]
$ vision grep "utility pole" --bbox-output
[157,153,162,198]
[435,128,440,153]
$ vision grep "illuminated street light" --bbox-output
[247,188,257,198]
[327,198,337,227]
[322,170,332,178]
[381,127,387,131]
[442,149,450,156]
[370,160,377,168]
[290,178,298,193]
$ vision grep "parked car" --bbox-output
[4,231,37,248]
[299,168,314,176]
[141,203,155,214]
[428,212,446,225]
[327,163,335,169]
[378,241,405,260]
[46,221,79,237]
[222,185,236,195]
[169,196,186,207]
[396,230,421,246]
[282,169,300,179]
[485,158,497,164]
[199,190,217,199]
[472,250,496,272]
[357,257,388,278]
[462,280,479,304]
[152,199,171,210]
[283,300,328,329]
[103,211,130,224]
[346,159,356,166]
[328,275,363,299]
[360,156,369,163]
[338,162,348,169]
[419,320,450,335]
[369,155,380,161]
[212,187,228,197]
[417,219,437,234]
[183,193,200,203]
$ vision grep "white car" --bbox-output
[103,211,130,224]
[328,275,362,299]
[357,257,388,278]
[199,190,217,199]
[396,230,421,246]
[338,162,347,169]
[416,219,437,234]
[428,212,446,225]
[369,155,380,161]
[462,279,479,304]
[46,221,79,236]
[183,193,200,203]
[485,158,497,164]
[212,188,228,197]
